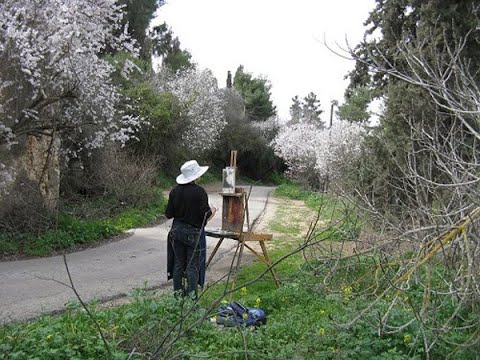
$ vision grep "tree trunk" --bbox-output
[20,134,60,211]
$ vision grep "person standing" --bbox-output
[165,160,217,299]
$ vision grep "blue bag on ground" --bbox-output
[216,301,267,327]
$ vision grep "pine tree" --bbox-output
[289,96,302,124]
[302,92,324,127]
[119,0,163,61]
[233,66,276,122]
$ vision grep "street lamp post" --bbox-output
[329,99,338,128]
[325,99,338,193]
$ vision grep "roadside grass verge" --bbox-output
[274,183,344,217]
[0,192,167,257]
[0,168,231,259]
[0,183,477,359]
[0,167,203,258]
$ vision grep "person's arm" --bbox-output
[198,187,215,223]
[165,189,175,219]
[207,206,217,222]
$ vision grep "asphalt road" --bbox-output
[0,185,275,324]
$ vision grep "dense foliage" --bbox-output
[0,0,146,233]
[119,0,163,61]
[338,3,480,357]
[336,86,372,123]
[233,65,276,122]
[151,22,194,73]
[346,0,480,224]
[208,88,285,181]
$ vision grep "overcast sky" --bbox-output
[154,0,376,121]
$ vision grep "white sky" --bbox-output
[154,0,376,121]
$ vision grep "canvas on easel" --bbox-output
[221,151,244,233]
[222,166,236,194]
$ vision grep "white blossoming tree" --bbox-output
[0,0,142,209]
[313,121,365,181]
[272,123,319,184]
[273,121,364,189]
[155,68,226,153]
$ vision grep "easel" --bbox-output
[205,151,280,288]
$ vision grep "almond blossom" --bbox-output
[155,68,226,152]
[272,121,364,186]
[0,0,142,154]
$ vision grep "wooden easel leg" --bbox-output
[230,238,245,292]
[244,191,251,232]
[235,239,246,274]
[230,190,249,292]
[259,241,280,288]
[206,237,224,269]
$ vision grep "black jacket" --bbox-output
[165,183,212,228]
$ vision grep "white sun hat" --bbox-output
[176,160,209,184]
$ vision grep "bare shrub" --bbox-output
[0,172,55,234]
[309,28,480,358]
[90,147,158,208]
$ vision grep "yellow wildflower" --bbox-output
[318,327,326,336]
[240,287,248,296]
[403,334,413,345]
[342,286,353,301]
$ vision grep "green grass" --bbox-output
[156,172,176,189]
[274,183,340,215]
[2,247,475,359]
[0,290,190,359]
[269,205,303,235]
[274,182,308,200]
[273,183,361,240]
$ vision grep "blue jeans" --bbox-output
[168,221,202,298]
